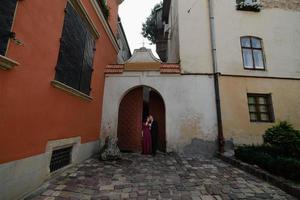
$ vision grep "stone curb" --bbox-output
[217,153,300,199]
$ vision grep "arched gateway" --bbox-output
[102,47,182,153]
[117,86,166,152]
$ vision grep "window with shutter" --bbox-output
[0,0,18,56]
[55,2,95,95]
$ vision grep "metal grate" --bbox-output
[50,146,72,172]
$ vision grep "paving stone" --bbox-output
[213,195,223,200]
[43,197,55,200]
[27,153,296,200]
[200,195,215,200]
[99,185,114,191]
[42,190,54,196]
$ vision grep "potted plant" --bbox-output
[97,0,110,20]
[236,0,262,12]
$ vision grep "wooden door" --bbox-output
[149,91,166,152]
[117,87,143,152]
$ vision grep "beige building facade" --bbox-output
[160,0,300,150]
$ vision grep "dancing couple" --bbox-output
[142,115,158,156]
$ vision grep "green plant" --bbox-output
[98,0,110,20]
[236,0,262,12]
[141,2,163,44]
[235,145,300,181]
[263,121,300,156]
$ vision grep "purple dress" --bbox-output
[142,123,152,154]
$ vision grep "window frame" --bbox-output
[240,36,266,70]
[247,93,275,123]
[0,0,20,70]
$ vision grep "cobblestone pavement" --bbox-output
[26,153,296,200]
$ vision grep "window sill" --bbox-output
[244,68,266,71]
[51,80,93,101]
[0,55,19,70]
[250,121,275,123]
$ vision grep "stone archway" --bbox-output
[117,86,166,152]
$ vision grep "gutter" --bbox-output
[208,0,225,153]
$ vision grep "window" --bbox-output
[241,36,265,70]
[50,146,72,172]
[247,94,274,122]
[0,0,18,56]
[55,2,95,95]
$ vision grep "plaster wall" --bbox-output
[166,0,180,63]
[172,0,300,76]
[214,0,300,78]
[117,22,131,63]
[261,0,300,11]
[177,0,213,73]
[101,72,218,154]
[219,76,300,145]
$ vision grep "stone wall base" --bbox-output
[0,138,99,200]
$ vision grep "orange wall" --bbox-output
[0,0,117,164]
[107,0,119,35]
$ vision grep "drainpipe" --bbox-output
[208,0,225,153]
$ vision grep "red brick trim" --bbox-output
[160,64,181,74]
[105,64,124,74]
[105,63,181,74]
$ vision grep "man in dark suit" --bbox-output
[149,115,158,156]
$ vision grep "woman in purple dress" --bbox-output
[142,117,152,154]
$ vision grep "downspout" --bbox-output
[208,0,225,153]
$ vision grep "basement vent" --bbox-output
[50,146,72,172]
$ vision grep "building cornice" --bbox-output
[89,0,120,52]
[220,73,300,80]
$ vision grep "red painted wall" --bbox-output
[107,0,119,35]
[0,0,118,164]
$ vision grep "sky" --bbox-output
[119,0,161,58]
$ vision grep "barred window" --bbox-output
[241,36,265,70]
[0,0,18,56]
[247,94,274,122]
[55,2,95,95]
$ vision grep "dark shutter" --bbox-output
[55,3,87,90]
[79,32,95,95]
[55,3,95,95]
[0,0,18,56]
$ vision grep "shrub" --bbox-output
[235,145,300,181]
[263,121,300,157]
[142,2,163,44]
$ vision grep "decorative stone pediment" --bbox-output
[124,47,161,71]
[105,47,181,74]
